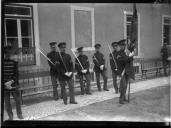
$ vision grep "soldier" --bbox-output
[116,39,135,104]
[57,42,77,105]
[93,44,109,91]
[3,46,24,120]
[160,42,169,76]
[109,42,119,94]
[75,47,92,95]
[47,42,62,101]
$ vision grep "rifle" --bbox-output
[107,43,118,71]
[57,47,69,72]
[92,54,99,65]
[37,47,56,66]
[71,49,84,70]
[92,52,106,71]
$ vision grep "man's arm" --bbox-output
[92,54,100,67]
[69,55,73,72]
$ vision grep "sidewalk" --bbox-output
[3,76,170,120]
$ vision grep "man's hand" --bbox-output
[68,72,72,77]
[64,72,69,77]
[5,80,14,90]
[100,65,104,70]
[81,69,87,74]
[125,49,130,56]
[65,72,72,77]
[129,51,135,57]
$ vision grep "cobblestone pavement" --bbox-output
[3,76,170,121]
[40,85,170,122]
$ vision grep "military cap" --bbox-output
[111,42,118,47]
[94,44,101,48]
[77,47,83,52]
[49,42,57,47]
[117,39,126,45]
[58,42,66,48]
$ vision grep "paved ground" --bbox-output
[41,85,170,122]
[3,75,170,122]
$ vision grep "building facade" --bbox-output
[4,3,171,79]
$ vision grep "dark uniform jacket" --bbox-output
[93,52,105,72]
[109,51,118,72]
[161,47,168,61]
[116,50,132,76]
[75,54,90,75]
[3,59,19,92]
[47,51,59,76]
[58,52,74,81]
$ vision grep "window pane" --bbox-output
[164,17,170,24]
[21,20,32,36]
[127,15,132,22]
[6,38,18,48]
[22,38,32,48]
[5,5,31,16]
[127,24,131,37]
[6,19,18,37]
[74,10,92,48]
[163,25,170,45]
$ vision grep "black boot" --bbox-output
[70,101,78,104]
[18,114,24,119]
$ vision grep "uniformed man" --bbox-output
[160,42,169,76]
[75,47,91,95]
[57,42,77,105]
[109,42,119,94]
[3,46,24,120]
[93,44,109,91]
[47,42,62,101]
[116,39,134,104]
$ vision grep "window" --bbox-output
[71,6,95,51]
[162,15,171,45]
[124,11,140,57]
[4,4,35,66]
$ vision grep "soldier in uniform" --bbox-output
[109,42,119,94]
[3,46,24,120]
[47,42,62,101]
[116,40,135,104]
[57,42,77,105]
[160,42,169,76]
[93,44,109,91]
[75,47,92,95]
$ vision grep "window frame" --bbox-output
[124,11,140,58]
[5,18,34,48]
[5,4,32,17]
[4,3,40,66]
[162,14,171,46]
[71,5,95,52]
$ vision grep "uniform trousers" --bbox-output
[51,75,63,100]
[162,60,169,76]
[119,74,129,102]
[95,70,108,91]
[78,73,91,94]
[112,71,118,93]
[59,79,75,103]
[4,90,22,119]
